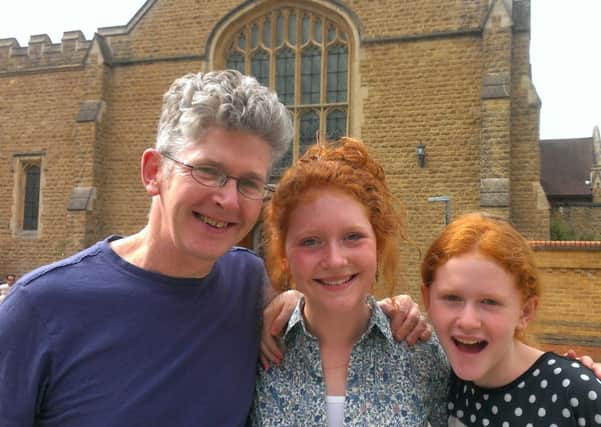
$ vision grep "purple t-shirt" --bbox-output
[0,236,265,426]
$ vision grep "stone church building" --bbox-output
[0,0,548,294]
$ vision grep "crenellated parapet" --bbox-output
[0,31,104,74]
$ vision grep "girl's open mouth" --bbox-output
[453,337,488,353]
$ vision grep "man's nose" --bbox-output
[214,177,241,209]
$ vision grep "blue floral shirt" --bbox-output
[251,297,450,426]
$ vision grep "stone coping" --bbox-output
[529,240,601,250]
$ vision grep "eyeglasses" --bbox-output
[160,152,274,200]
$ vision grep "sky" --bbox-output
[0,0,599,140]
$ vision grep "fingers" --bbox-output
[270,304,291,336]
[262,290,297,336]
[563,350,601,380]
[259,354,270,371]
[260,317,283,364]
[378,295,412,320]
[578,355,594,369]
[592,363,601,380]
[260,335,282,368]
[259,290,302,368]
[378,294,428,343]
[574,355,601,380]
[269,290,301,334]
[391,294,413,315]
[394,302,420,343]
[419,322,433,341]
[377,297,395,316]
[259,310,283,366]
[405,312,431,346]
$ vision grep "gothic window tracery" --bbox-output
[223,5,350,177]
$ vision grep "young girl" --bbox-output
[420,212,601,425]
[251,138,449,426]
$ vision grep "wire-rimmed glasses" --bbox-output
[160,152,274,200]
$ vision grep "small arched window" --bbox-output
[223,5,350,176]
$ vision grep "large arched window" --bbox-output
[222,6,350,176]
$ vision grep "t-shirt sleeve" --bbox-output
[0,286,52,426]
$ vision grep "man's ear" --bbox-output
[141,149,162,196]
[420,284,431,311]
[517,296,539,331]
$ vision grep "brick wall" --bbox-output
[361,33,483,296]
[0,65,110,272]
[530,243,601,360]
[0,0,548,286]
[348,0,485,38]
[510,18,550,239]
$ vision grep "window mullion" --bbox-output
[293,7,301,161]
[320,17,327,141]
[269,11,275,90]
[244,26,251,75]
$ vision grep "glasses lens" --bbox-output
[237,178,266,199]
[187,162,266,200]
[191,165,224,187]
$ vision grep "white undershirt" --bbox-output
[326,395,345,427]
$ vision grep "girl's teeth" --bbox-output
[456,337,483,345]
[321,277,351,286]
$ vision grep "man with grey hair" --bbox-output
[0,70,424,426]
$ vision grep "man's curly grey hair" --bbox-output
[156,70,293,165]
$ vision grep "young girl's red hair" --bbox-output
[421,212,541,339]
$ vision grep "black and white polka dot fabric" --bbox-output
[447,352,601,426]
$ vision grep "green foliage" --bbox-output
[550,216,576,241]
[550,216,599,241]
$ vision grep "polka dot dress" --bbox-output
[447,352,601,426]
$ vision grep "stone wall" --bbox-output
[0,0,547,288]
[530,242,601,360]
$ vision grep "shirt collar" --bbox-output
[283,297,311,340]
[362,296,396,345]
[283,295,395,346]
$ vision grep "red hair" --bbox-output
[421,212,541,302]
[263,137,406,294]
